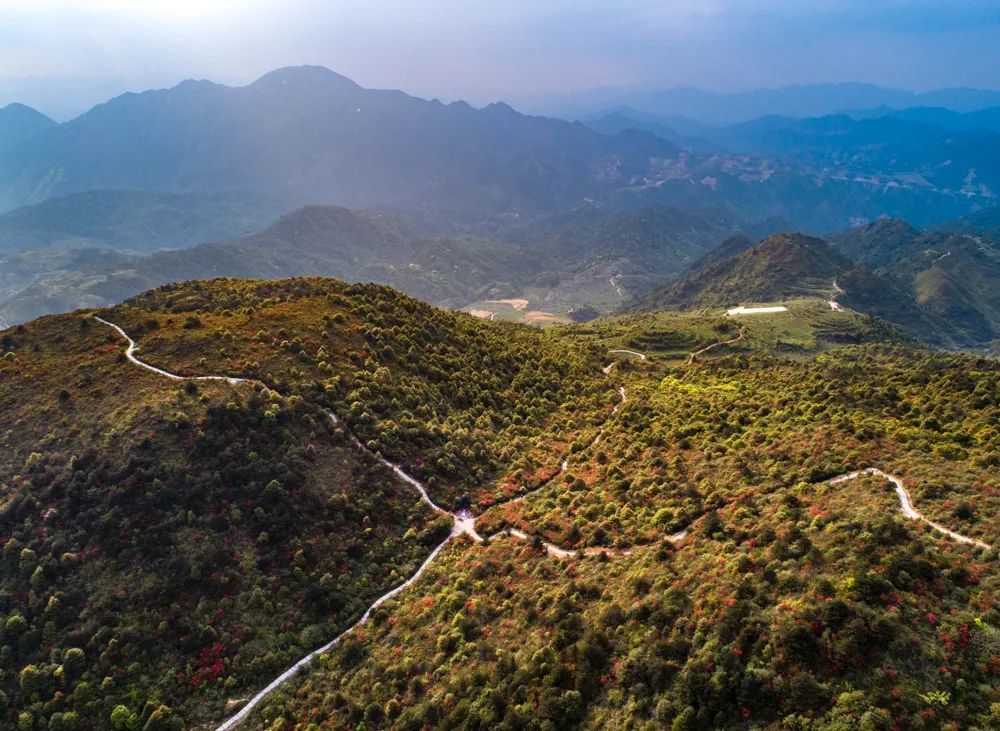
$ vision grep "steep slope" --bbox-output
[0,66,674,214]
[636,232,851,309]
[495,204,752,309]
[523,205,745,274]
[0,103,56,151]
[832,219,1000,346]
[828,218,922,269]
[0,276,609,728]
[0,309,445,727]
[242,344,1000,730]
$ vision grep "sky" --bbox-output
[1,0,999,119]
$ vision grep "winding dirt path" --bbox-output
[830,468,991,549]
[609,349,646,360]
[214,535,453,731]
[94,314,994,729]
[687,328,745,365]
[827,279,845,311]
[94,314,636,729]
[94,317,252,385]
[94,315,481,729]
[95,314,992,729]
[610,276,624,298]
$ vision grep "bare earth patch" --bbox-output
[486,298,530,311]
[524,310,570,324]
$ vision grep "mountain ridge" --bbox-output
[0,66,675,214]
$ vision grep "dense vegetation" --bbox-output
[107,278,611,507]
[250,345,1000,730]
[3,275,1000,729]
[481,346,1000,551]
[635,233,850,310]
[831,219,1000,349]
[255,476,1000,729]
[0,312,450,727]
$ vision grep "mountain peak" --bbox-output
[861,217,919,237]
[0,102,55,124]
[637,231,851,310]
[0,102,57,151]
[249,65,361,91]
[829,218,921,269]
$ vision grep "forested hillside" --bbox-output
[635,233,850,309]
[3,276,1000,729]
[0,278,607,727]
[240,342,1000,730]
[0,202,750,328]
[831,219,1000,348]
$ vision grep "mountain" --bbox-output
[637,232,852,309]
[0,202,758,326]
[0,103,55,151]
[0,66,675,214]
[582,111,683,144]
[0,69,992,233]
[828,218,924,269]
[6,275,1000,729]
[505,204,753,293]
[547,82,1000,125]
[831,218,1000,346]
[0,204,554,324]
[0,189,284,253]
[630,226,975,348]
[0,277,605,726]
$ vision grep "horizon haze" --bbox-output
[2,0,999,119]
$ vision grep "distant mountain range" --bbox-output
[0,66,674,215]
[546,82,1000,125]
[0,202,746,326]
[0,67,996,233]
[585,106,1000,218]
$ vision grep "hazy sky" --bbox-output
[2,0,999,119]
